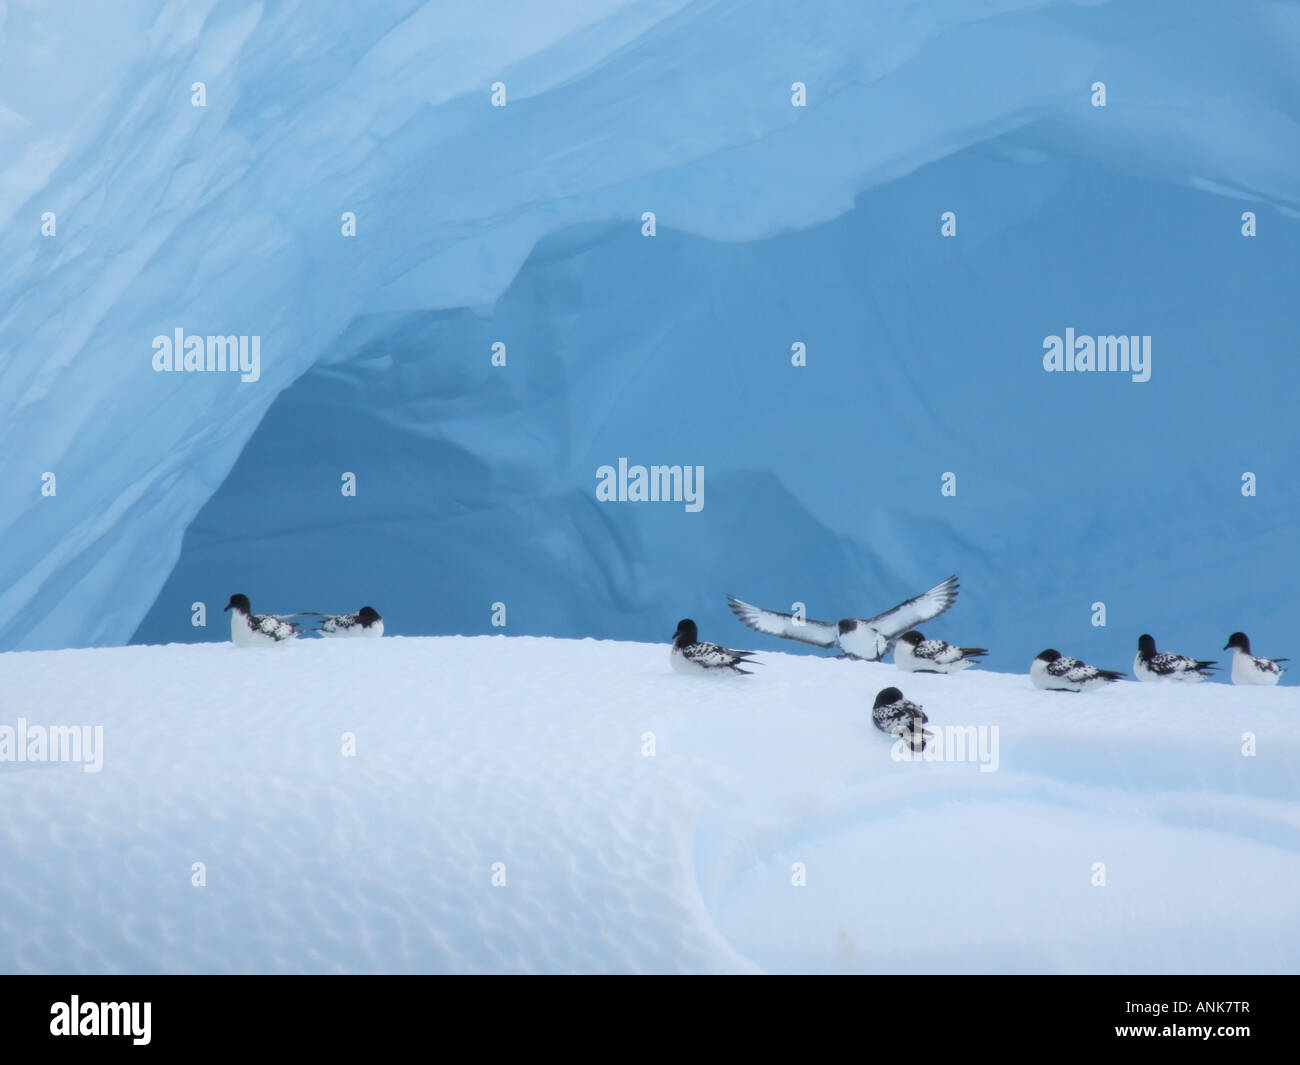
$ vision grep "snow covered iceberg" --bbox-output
[3,636,1298,974]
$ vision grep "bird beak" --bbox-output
[224,604,232,611]
[1222,642,1230,650]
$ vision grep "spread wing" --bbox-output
[726,595,840,648]
[864,575,960,639]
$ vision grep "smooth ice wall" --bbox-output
[1,0,1296,668]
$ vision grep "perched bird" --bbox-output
[872,687,932,752]
[1030,649,1124,692]
[224,593,301,647]
[313,606,384,638]
[1223,632,1286,686]
[1133,634,1216,682]
[671,619,756,675]
[895,630,987,674]
[727,575,960,662]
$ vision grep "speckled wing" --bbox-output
[873,698,929,732]
[316,612,358,635]
[916,638,960,664]
[726,596,839,648]
[1052,657,1120,684]
[1253,655,1286,677]
[253,613,299,641]
[1047,656,1085,680]
[684,642,753,671]
[873,698,932,751]
[863,575,960,640]
[1150,651,1212,677]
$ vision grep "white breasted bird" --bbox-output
[1224,632,1286,686]
[313,606,384,638]
[1030,649,1124,692]
[727,575,960,662]
[895,630,987,674]
[224,593,301,646]
[671,619,756,675]
[872,687,932,751]
[1133,633,1216,682]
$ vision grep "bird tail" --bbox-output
[1098,669,1126,681]
[1194,659,1219,673]
[960,647,989,658]
[730,650,759,674]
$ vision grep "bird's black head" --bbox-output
[358,606,381,624]
[1225,632,1250,652]
[225,593,250,613]
[1137,634,1157,657]
[1036,649,1061,663]
[673,619,698,647]
[899,630,924,647]
[873,686,904,709]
